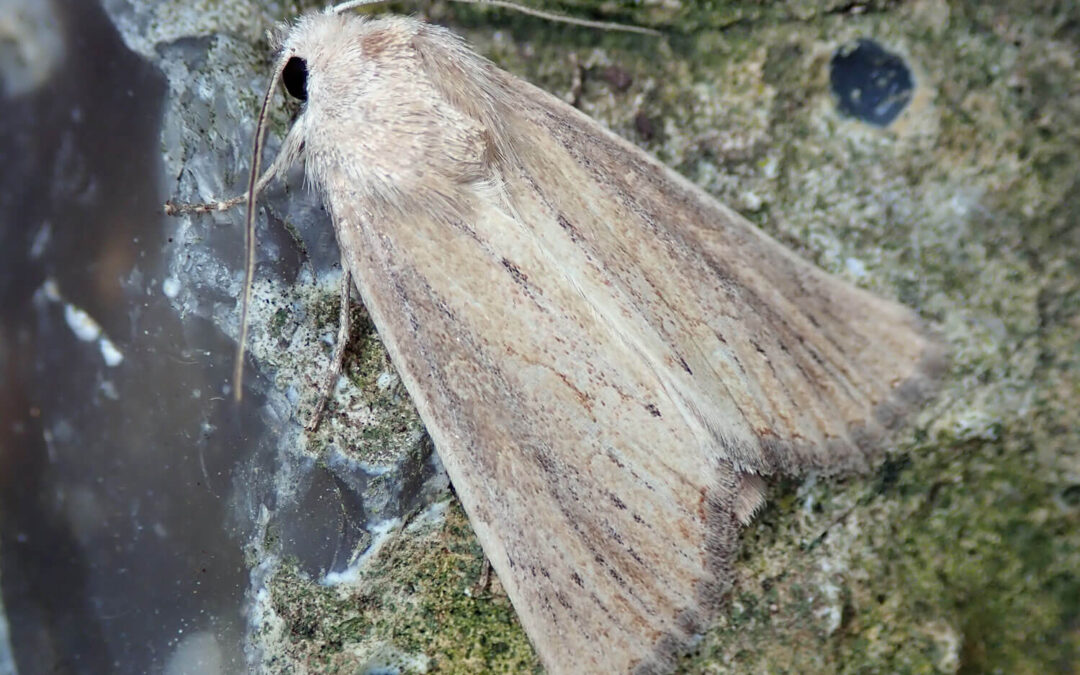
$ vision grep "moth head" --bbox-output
[271,14,328,108]
[273,16,324,105]
[272,12,418,113]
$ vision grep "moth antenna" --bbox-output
[234,53,291,402]
[330,0,661,36]
[329,0,387,12]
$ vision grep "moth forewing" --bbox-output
[240,9,943,674]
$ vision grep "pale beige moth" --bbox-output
[171,4,945,672]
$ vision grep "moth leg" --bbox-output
[472,557,493,596]
[163,159,283,215]
[565,52,583,107]
[163,192,247,215]
[305,264,353,432]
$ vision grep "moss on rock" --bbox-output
[263,500,539,673]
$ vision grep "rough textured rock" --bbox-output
[1,0,1076,672]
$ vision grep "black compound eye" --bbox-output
[282,56,308,101]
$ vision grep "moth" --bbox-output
[169,2,944,672]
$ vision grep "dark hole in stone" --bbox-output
[829,39,914,126]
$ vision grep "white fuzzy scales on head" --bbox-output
[272,14,517,226]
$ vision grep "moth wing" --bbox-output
[417,33,944,481]
[332,187,741,674]
[316,20,942,674]
[485,73,944,480]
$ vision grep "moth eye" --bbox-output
[282,56,308,101]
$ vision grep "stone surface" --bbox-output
[0,0,1076,672]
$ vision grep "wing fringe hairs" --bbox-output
[214,11,944,674]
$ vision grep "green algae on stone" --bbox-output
[681,429,1080,672]
[263,500,540,673]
